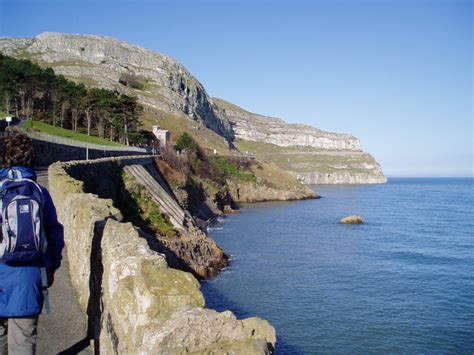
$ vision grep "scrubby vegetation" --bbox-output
[164,132,256,186]
[0,54,144,145]
[155,133,259,216]
[208,156,257,183]
[119,170,177,237]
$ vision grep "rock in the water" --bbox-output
[340,215,364,224]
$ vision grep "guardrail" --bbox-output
[25,130,148,153]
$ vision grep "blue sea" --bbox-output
[201,178,474,354]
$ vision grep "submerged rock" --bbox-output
[340,215,364,224]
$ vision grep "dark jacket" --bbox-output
[0,166,64,317]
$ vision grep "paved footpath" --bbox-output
[36,168,92,355]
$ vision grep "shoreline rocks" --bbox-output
[48,157,276,354]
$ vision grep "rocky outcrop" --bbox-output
[213,98,361,151]
[58,156,228,279]
[214,99,387,184]
[291,169,387,185]
[121,164,229,279]
[101,220,275,354]
[154,232,229,279]
[48,156,276,354]
[228,179,318,203]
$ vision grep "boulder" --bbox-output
[340,215,364,224]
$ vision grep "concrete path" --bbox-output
[36,168,92,355]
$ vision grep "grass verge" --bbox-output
[23,120,124,146]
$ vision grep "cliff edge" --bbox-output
[213,98,387,184]
[48,156,276,354]
[0,32,386,184]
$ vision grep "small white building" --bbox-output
[152,124,170,148]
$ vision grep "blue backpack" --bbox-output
[0,177,48,265]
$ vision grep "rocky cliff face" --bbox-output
[0,32,386,184]
[48,156,276,354]
[62,156,230,279]
[216,99,387,184]
[120,164,229,279]
[0,32,234,141]
[291,170,386,184]
[213,98,361,151]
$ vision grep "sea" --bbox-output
[201,178,474,354]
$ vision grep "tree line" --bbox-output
[0,53,144,145]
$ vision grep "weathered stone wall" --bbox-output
[33,139,147,166]
[48,156,275,354]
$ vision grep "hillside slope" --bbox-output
[0,32,386,184]
[0,32,234,141]
[214,98,387,184]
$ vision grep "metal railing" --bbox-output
[25,130,148,153]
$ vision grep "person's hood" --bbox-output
[0,166,37,181]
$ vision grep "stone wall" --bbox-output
[33,139,147,166]
[48,156,275,354]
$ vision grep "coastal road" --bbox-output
[36,167,92,355]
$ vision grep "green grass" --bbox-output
[135,76,154,91]
[235,139,325,155]
[64,75,100,87]
[209,156,257,183]
[266,152,376,174]
[23,120,124,146]
[234,139,378,174]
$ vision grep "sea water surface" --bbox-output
[201,178,474,354]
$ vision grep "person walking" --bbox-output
[0,134,64,355]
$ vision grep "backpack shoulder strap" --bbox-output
[0,177,45,206]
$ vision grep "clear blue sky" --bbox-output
[1,0,472,177]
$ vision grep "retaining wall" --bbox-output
[33,139,148,166]
[48,156,275,354]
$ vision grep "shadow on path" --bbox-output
[36,167,92,354]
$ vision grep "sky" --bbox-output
[0,0,472,177]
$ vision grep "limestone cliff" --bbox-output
[213,98,361,151]
[0,32,234,141]
[214,99,387,184]
[1,32,386,184]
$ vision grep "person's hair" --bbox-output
[0,134,36,169]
